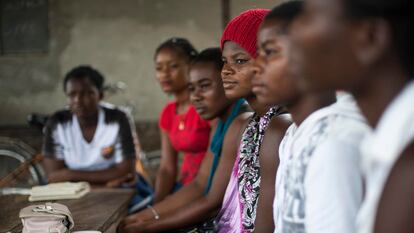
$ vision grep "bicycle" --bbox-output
[0,136,46,192]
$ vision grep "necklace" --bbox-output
[178,115,185,130]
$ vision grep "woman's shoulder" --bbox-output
[100,104,130,124]
[44,109,72,132]
[161,101,177,115]
[267,114,292,135]
[160,101,178,119]
[226,112,253,140]
[233,112,253,126]
[159,101,177,130]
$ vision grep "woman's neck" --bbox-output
[174,88,190,114]
[217,102,236,122]
[217,98,249,122]
[78,112,99,128]
[352,65,409,128]
[287,92,336,126]
[246,95,271,117]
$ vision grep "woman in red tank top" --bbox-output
[154,38,211,203]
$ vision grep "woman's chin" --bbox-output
[161,87,174,94]
[224,90,246,101]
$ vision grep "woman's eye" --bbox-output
[188,85,195,92]
[170,64,179,69]
[235,59,248,64]
[200,84,210,90]
[265,49,278,56]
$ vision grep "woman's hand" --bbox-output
[106,173,137,188]
[47,168,72,183]
[117,219,150,233]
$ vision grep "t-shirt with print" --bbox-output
[274,123,297,233]
[42,103,136,171]
[280,94,370,233]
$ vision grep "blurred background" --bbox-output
[0,0,279,152]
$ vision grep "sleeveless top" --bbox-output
[218,106,280,232]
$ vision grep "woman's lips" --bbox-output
[251,76,265,94]
[160,80,172,88]
[194,106,208,116]
[222,81,237,89]
[252,84,265,95]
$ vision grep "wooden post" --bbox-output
[0,0,3,54]
[221,0,230,30]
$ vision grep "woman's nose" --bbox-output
[221,63,233,77]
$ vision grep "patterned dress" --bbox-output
[218,106,281,232]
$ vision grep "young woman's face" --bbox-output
[65,77,101,118]
[221,41,256,100]
[189,63,231,120]
[253,20,301,106]
[155,48,190,94]
[290,0,365,92]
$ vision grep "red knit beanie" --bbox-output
[221,9,270,58]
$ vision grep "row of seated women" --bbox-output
[42,0,414,232]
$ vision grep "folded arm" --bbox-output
[43,157,135,185]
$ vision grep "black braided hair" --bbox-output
[154,37,198,63]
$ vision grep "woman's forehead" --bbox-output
[190,63,218,82]
[222,41,249,56]
[66,77,96,90]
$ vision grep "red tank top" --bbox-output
[159,102,210,184]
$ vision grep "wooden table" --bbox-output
[0,188,134,233]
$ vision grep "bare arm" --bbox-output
[123,153,212,223]
[254,117,290,233]
[118,113,252,233]
[43,157,135,184]
[122,123,218,222]
[153,129,179,203]
[375,141,414,233]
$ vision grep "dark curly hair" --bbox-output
[63,65,105,92]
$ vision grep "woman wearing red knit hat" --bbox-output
[217,9,291,233]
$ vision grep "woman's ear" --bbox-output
[352,18,392,66]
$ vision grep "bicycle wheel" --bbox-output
[0,137,46,187]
